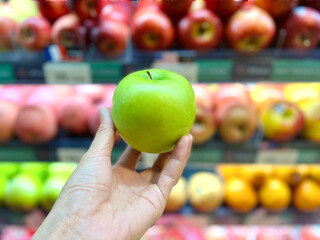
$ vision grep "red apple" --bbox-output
[253,0,297,18]
[190,85,216,144]
[58,95,93,136]
[37,0,71,23]
[17,16,51,51]
[0,100,19,143]
[215,83,251,106]
[15,104,58,144]
[262,101,304,142]
[92,20,129,57]
[205,0,244,20]
[281,6,320,50]
[69,0,103,22]
[226,5,276,53]
[132,10,174,51]
[99,0,131,26]
[300,0,320,11]
[178,9,223,50]
[137,0,161,13]
[74,84,105,103]
[51,14,81,49]
[216,101,258,143]
[0,16,17,51]
[159,0,193,23]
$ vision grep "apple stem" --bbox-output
[147,71,153,80]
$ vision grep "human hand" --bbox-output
[32,107,193,240]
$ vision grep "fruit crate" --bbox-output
[2,49,320,84]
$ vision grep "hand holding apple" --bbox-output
[111,69,196,153]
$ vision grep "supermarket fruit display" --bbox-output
[1,0,320,55]
[1,82,320,145]
[142,215,320,240]
[162,165,320,214]
[0,162,76,212]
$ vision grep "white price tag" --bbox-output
[256,149,299,164]
[44,62,92,84]
[152,62,199,83]
[57,148,88,162]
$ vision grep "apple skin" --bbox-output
[226,5,276,53]
[205,0,244,21]
[112,69,196,153]
[0,85,35,107]
[37,0,71,23]
[178,9,223,50]
[299,99,320,142]
[281,7,320,50]
[0,163,20,179]
[253,0,297,18]
[99,0,131,26]
[58,95,94,136]
[15,103,58,144]
[190,84,216,144]
[0,17,17,51]
[92,20,129,57]
[215,83,252,107]
[300,0,320,11]
[51,14,81,49]
[0,175,6,206]
[5,173,42,212]
[132,10,174,51]
[74,84,105,103]
[17,16,51,51]
[41,175,68,212]
[47,162,77,178]
[216,101,258,143]
[19,162,48,181]
[0,100,19,143]
[69,0,103,22]
[262,101,304,142]
[165,177,187,212]
[159,0,193,23]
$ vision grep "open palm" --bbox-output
[33,107,192,240]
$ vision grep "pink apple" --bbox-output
[0,100,19,143]
[74,84,105,103]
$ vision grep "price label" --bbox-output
[57,148,87,162]
[255,149,299,164]
[152,62,199,83]
[44,62,92,84]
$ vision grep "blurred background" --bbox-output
[1,0,320,239]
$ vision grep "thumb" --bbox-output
[82,106,115,164]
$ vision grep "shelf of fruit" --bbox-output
[1,0,320,83]
[1,83,320,163]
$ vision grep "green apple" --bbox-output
[5,173,42,211]
[0,175,7,206]
[47,162,77,178]
[41,175,69,212]
[112,69,196,153]
[0,162,20,179]
[19,162,48,181]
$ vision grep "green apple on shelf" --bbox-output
[47,162,78,178]
[112,69,196,153]
[41,174,69,212]
[5,173,42,212]
[0,162,20,179]
[19,162,49,181]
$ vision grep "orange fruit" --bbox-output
[272,165,304,186]
[225,177,258,213]
[217,165,241,180]
[309,165,320,182]
[240,165,273,187]
[259,177,291,212]
[293,179,320,212]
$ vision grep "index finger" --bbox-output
[156,134,192,199]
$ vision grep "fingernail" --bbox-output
[99,106,108,122]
